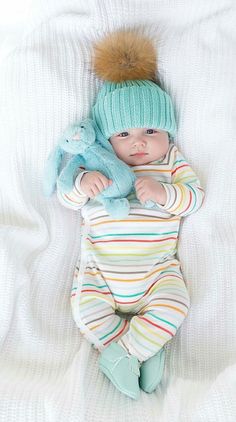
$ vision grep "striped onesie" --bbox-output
[57,143,204,362]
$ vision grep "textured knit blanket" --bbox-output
[0,1,236,421]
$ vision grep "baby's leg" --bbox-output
[117,261,190,362]
[71,274,129,351]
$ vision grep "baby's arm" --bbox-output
[57,170,89,210]
[159,148,205,216]
[57,171,112,210]
[80,171,112,199]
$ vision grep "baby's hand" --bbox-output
[80,171,113,198]
[135,176,167,206]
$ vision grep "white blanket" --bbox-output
[1,1,236,421]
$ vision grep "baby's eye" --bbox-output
[118,132,129,137]
[146,129,157,134]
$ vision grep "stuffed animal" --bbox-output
[43,118,156,218]
[42,120,91,198]
[43,118,151,218]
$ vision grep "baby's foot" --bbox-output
[99,343,140,400]
[139,348,165,393]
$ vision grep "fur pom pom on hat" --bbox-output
[91,29,176,141]
[92,29,157,83]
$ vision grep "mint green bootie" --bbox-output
[139,348,165,393]
[99,343,140,400]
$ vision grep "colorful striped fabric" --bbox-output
[57,144,204,362]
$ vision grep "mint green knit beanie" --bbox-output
[92,79,176,140]
[91,29,177,141]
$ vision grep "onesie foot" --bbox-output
[139,347,165,393]
[99,343,140,400]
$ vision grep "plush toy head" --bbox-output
[43,118,96,197]
[58,118,96,155]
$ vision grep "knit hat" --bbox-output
[91,29,177,141]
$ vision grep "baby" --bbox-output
[57,30,205,400]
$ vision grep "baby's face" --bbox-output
[109,128,169,166]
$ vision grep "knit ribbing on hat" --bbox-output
[92,80,176,139]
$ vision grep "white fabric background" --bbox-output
[0,1,236,421]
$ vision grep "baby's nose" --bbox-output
[133,138,146,147]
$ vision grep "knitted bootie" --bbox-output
[99,343,140,400]
[139,348,165,393]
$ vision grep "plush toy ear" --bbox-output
[42,146,64,197]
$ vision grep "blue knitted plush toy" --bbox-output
[42,118,154,219]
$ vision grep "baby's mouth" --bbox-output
[130,152,148,156]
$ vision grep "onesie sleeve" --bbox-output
[159,148,205,217]
[57,171,89,210]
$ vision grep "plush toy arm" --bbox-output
[42,146,64,197]
[57,154,86,193]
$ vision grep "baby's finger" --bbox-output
[94,178,106,193]
[138,193,147,204]
[135,186,145,196]
[88,189,95,198]
[135,178,144,188]
[98,174,113,189]
[90,185,100,197]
